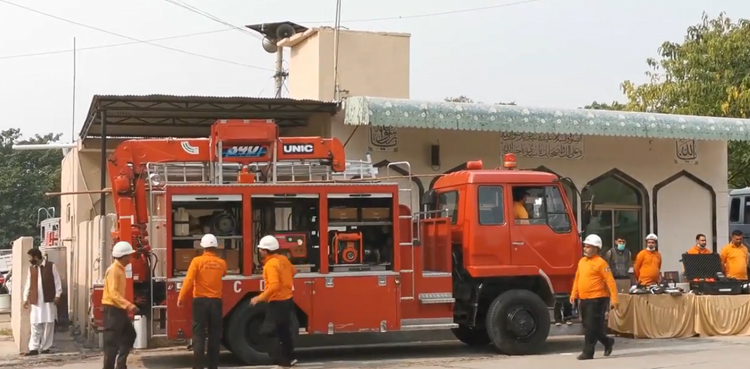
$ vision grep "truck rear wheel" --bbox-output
[451,325,491,346]
[225,301,300,365]
[485,289,550,355]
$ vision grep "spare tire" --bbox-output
[225,300,299,365]
[485,289,550,355]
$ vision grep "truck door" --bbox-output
[470,185,511,266]
[508,185,578,270]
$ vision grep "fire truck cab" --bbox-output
[90,119,586,365]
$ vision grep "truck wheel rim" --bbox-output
[506,306,536,339]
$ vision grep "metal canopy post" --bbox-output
[99,109,108,278]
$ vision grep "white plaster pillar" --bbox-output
[11,237,33,353]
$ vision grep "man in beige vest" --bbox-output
[23,248,62,356]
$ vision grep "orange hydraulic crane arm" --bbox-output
[106,119,349,248]
[107,138,210,243]
[276,137,346,172]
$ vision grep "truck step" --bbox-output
[422,271,451,278]
[400,318,457,331]
[418,293,455,304]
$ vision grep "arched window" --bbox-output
[582,170,648,256]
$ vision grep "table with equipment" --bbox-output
[608,253,750,338]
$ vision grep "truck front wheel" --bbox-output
[485,289,550,355]
[451,325,491,346]
[225,301,300,365]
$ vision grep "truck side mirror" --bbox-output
[422,190,436,206]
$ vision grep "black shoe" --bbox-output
[22,350,39,356]
[604,338,614,357]
[40,349,50,354]
[577,353,594,360]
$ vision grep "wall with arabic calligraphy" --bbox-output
[499,133,584,160]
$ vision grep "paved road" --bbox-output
[30,335,750,369]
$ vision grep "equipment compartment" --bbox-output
[170,194,244,276]
[327,194,395,272]
[251,196,321,273]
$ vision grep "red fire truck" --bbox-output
[90,119,587,364]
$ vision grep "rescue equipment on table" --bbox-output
[682,253,749,295]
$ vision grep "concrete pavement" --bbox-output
[27,335,750,369]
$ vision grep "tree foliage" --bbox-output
[0,129,63,248]
[444,96,517,105]
[585,12,750,188]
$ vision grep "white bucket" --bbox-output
[0,294,10,311]
[133,315,148,349]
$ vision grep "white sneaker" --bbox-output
[555,322,561,326]
[566,321,573,325]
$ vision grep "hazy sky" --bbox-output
[1,0,749,141]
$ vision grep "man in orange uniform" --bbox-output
[250,235,297,368]
[512,188,529,220]
[570,234,618,360]
[177,234,227,369]
[687,234,711,255]
[102,241,139,369]
[720,230,749,281]
[634,233,662,286]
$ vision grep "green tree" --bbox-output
[585,12,750,188]
[0,129,63,248]
[444,96,517,105]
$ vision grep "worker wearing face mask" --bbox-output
[720,230,749,281]
[634,234,662,286]
[602,236,632,280]
[570,234,618,360]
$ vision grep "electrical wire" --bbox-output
[0,29,233,61]
[160,0,262,39]
[302,0,544,24]
[0,0,545,64]
[0,0,273,71]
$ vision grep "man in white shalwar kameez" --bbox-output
[22,248,62,356]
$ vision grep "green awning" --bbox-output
[343,96,750,141]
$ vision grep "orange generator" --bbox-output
[89,119,588,365]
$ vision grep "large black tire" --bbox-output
[485,289,550,355]
[451,325,491,346]
[225,301,300,365]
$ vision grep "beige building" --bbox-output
[49,25,747,341]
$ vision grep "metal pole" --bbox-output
[274,48,284,98]
[72,37,76,141]
[332,0,343,101]
[100,110,108,279]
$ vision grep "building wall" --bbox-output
[59,145,115,339]
[323,119,728,275]
[287,28,411,101]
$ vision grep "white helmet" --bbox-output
[257,235,280,251]
[583,234,603,248]
[200,234,219,248]
[646,233,658,241]
[112,241,135,258]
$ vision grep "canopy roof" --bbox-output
[344,96,750,141]
[81,94,339,138]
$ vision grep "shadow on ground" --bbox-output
[137,334,713,369]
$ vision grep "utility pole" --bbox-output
[274,48,285,98]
